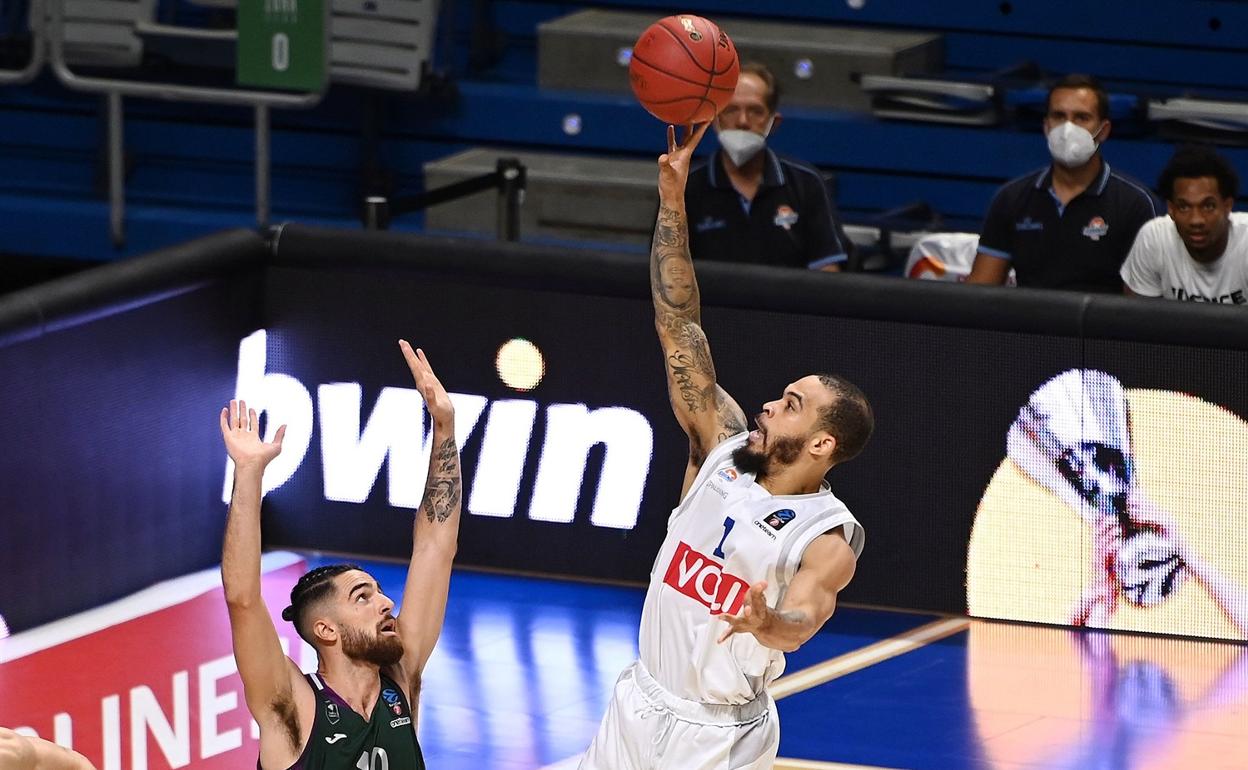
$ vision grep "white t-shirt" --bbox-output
[637,433,864,704]
[1120,212,1248,303]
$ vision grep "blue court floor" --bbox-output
[314,555,1248,770]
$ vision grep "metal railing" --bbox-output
[362,158,527,242]
[38,0,329,246]
[0,0,44,85]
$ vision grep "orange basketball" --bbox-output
[628,15,739,125]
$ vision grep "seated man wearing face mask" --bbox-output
[967,74,1160,292]
[684,61,852,272]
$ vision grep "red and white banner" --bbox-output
[0,553,313,769]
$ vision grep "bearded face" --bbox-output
[732,432,806,480]
[340,622,403,667]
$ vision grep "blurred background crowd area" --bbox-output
[2,0,1246,288]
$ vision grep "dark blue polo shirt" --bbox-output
[978,160,1161,292]
[685,149,850,270]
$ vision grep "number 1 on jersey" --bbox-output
[713,516,735,559]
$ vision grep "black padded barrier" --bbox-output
[266,225,1248,641]
[0,229,268,632]
[4,223,1247,642]
[0,228,269,345]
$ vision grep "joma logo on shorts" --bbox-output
[662,542,749,615]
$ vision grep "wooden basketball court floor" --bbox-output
[2,553,1245,769]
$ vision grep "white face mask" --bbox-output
[717,118,774,167]
[1047,121,1104,168]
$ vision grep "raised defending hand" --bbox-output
[0,727,95,770]
[219,399,285,470]
[0,729,35,770]
[658,122,710,202]
[400,340,455,429]
[717,580,772,643]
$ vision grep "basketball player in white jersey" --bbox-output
[579,123,874,770]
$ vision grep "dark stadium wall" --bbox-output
[6,225,1248,642]
[0,230,268,632]
[261,227,1248,637]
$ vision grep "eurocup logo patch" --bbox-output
[764,509,796,530]
[326,702,340,725]
[382,688,403,715]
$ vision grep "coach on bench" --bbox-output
[684,61,853,272]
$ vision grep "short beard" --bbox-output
[340,625,403,667]
[732,434,805,480]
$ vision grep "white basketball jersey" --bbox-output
[638,432,865,704]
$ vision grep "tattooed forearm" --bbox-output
[652,200,744,452]
[664,315,718,416]
[651,205,700,322]
[654,204,684,248]
[665,314,713,370]
[419,436,461,524]
[668,351,711,414]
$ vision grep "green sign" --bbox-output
[237,0,326,91]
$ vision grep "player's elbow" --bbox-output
[222,585,261,611]
[442,540,459,562]
[414,537,458,564]
[223,596,256,614]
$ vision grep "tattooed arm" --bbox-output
[652,124,747,496]
[393,341,462,706]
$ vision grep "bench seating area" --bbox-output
[0,0,1245,262]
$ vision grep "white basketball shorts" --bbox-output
[578,660,779,770]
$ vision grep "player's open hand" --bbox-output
[400,340,455,429]
[717,580,772,643]
[219,399,285,470]
[0,728,36,770]
[1,727,95,770]
[658,122,710,200]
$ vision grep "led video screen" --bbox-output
[969,349,1248,642]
